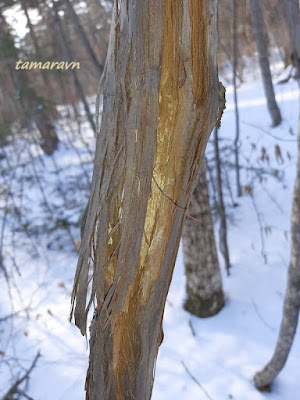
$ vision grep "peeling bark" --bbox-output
[254,117,300,390]
[71,1,220,398]
[182,160,224,318]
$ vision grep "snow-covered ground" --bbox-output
[0,72,299,399]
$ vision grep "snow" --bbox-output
[0,70,299,399]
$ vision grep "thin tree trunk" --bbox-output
[214,127,231,275]
[182,159,224,318]
[51,1,96,134]
[71,1,221,398]
[254,117,300,390]
[20,0,49,87]
[250,0,282,127]
[232,0,241,196]
[62,0,103,76]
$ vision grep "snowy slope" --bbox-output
[0,75,299,400]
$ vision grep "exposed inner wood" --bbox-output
[70,1,220,398]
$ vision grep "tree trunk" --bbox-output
[284,0,300,76]
[34,109,59,155]
[254,117,300,390]
[250,0,282,127]
[20,0,59,120]
[10,66,59,155]
[50,1,96,135]
[62,0,103,77]
[182,159,224,318]
[71,1,221,399]
[232,0,241,197]
[214,127,231,274]
[0,10,58,155]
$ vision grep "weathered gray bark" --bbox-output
[250,0,282,127]
[62,0,103,76]
[214,127,231,274]
[51,1,96,134]
[182,160,224,317]
[71,0,221,399]
[254,117,300,390]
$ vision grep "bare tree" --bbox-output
[182,159,224,317]
[71,0,222,398]
[250,0,282,127]
[254,116,300,390]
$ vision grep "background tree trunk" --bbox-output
[232,0,241,197]
[182,159,224,317]
[254,116,300,390]
[250,0,282,127]
[34,109,59,155]
[62,0,103,77]
[214,127,231,274]
[10,65,59,155]
[0,9,59,155]
[71,1,221,399]
[51,0,96,134]
[284,0,300,76]
[20,0,59,120]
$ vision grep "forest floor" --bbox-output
[0,66,299,399]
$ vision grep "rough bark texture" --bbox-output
[250,0,282,127]
[182,160,224,317]
[71,1,220,399]
[254,117,300,390]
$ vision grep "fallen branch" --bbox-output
[181,360,214,400]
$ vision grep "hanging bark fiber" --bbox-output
[71,1,222,398]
